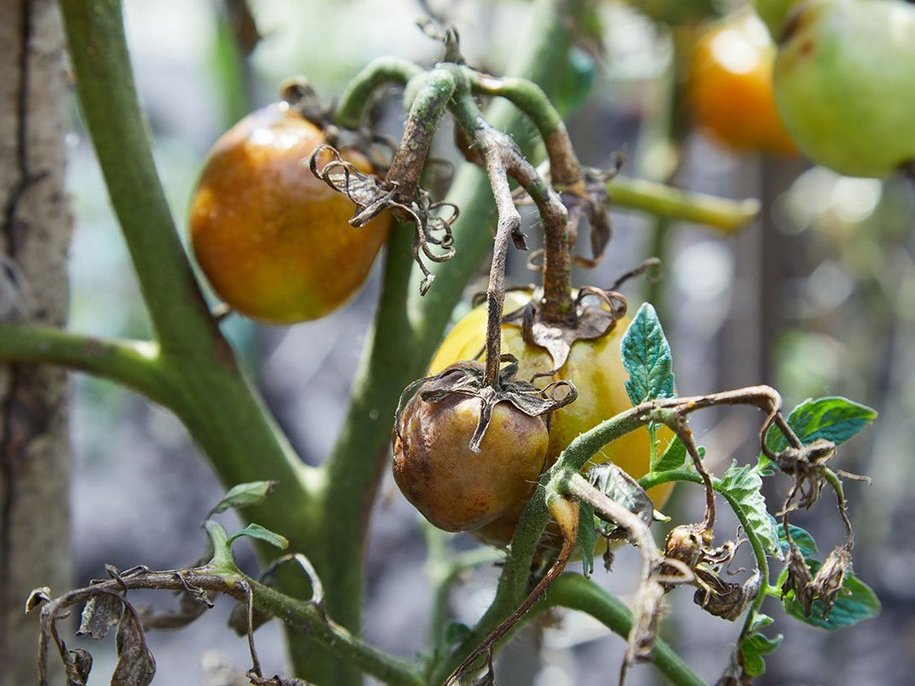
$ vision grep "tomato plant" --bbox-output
[4,2,884,686]
[687,9,797,156]
[189,103,390,324]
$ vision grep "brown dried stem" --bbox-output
[444,500,579,685]
[385,67,455,203]
[448,80,575,325]
[564,473,692,685]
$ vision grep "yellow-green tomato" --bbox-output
[392,365,550,533]
[429,292,674,545]
[773,0,915,178]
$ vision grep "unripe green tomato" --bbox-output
[773,0,915,178]
[429,291,674,546]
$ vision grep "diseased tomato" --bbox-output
[392,363,550,533]
[773,0,915,178]
[687,9,798,156]
[429,291,674,546]
[188,103,391,324]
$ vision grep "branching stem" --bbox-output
[334,56,425,129]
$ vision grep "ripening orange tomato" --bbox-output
[687,9,798,156]
[188,103,390,324]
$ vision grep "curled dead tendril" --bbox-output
[309,144,459,294]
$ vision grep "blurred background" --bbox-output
[61,0,914,684]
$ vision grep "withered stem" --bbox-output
[385,68,455,203]
[445,503,578,685]
[466,71,584,191]
[448,78,575,325]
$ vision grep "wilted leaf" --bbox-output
[718,462,781,558]
[69,649,94,684]
[781,563,880,630]
[111,612,156,686]
[621,303,675,405]
[228,524,289,551]
[25,587,52,613]
[208,481,278,518]
[78,593,123,640]
[586,462,654,537]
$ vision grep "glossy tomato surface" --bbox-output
[687,9,797,156]
[393,373,550,533]
[189,103,390,324]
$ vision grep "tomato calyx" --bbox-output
[481,285,626,372]
[309,144,458,295]
[396,360,576,453]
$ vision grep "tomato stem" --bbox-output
[385,68,455,203]
[333,56,425,130]
[466,69,584,191]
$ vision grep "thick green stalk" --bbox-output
[58,1,341,678]
[608,177,760,233]
[60,0,215,352]
[0,324,168,405]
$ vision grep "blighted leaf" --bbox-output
[78,593,123,640]
[208,481,278,518]
[718,462,781,558]
[69,649,94,684]
[775,519,819,561]
[228,524,289,551]
[764,397,877,457]
[621,303,675,405]
[781,562,880,630]
[586,463,654,538]
[26,586,52,613]
[577,501,597,577]
[111,612,156,686]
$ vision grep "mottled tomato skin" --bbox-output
[687,10,797,156]
[393,376,550,532]
[188,103,390,324]
[429,292,674,545]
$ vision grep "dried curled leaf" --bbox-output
[309,144,458,294]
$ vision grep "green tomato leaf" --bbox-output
[764,397,877,456]
[577,501,597,578]
[227,523,289,551]
[739,629,783,677]
[774,519,819,560]
[207,481,278,517]
[781,563,880,630]
[718,461,781,558]
[653,435,685,472]
[621,303,675,405]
